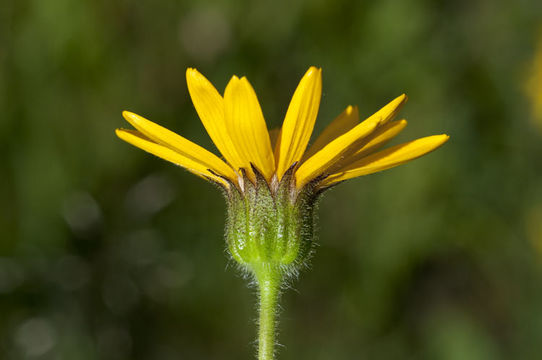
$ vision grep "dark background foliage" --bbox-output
[1,0,542,359]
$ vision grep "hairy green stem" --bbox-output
[253,265,282,360]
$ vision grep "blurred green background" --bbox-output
[2,0,542,359]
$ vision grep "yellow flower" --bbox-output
[116,67,449,190]
[116,66,450,360]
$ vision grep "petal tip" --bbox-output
[122,110,136,121]
[186,68,203,82]
[306,66,322,77]
[431,134,451,147]
[122,111,144,127]
[228,75,242,87]
[239,76,251,87]
[225,75,242,93]
[398,93,408,104]
[115,128,131,140]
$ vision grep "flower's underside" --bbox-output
[116,67,449,190]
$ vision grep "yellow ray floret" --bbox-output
[115,129,230,186]
[275,66,322,180]
[322,134,450,186]
[186,68,245,172]
[224,76,275,181]
[121,111,236,181]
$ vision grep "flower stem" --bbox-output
[253,264,282,360]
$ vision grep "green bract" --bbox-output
[224,165,322,278]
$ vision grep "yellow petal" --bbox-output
[121,111,236,181]
[274,66,322,180]
[295,109,381,187]
[224,76,275,180]
[330,119,408,172]
[322,134,450,185]
[115,129,229,186]
[185,68,245,171]
[303,105,359,161]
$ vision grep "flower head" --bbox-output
[116,67,448,271]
